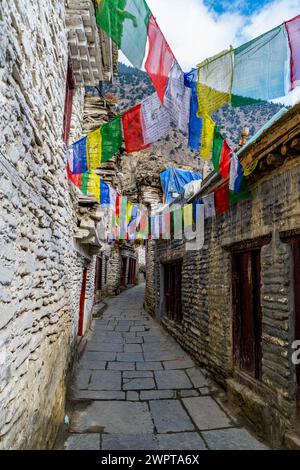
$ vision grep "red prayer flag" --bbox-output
[66,162,82,188]
[219,140,231,179]
[145,15,175,103]
[122,104,150,153]
[285,15,300,90]
[214,183,229,214]
[116,193,120,217]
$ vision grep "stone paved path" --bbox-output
[60,285,268,450]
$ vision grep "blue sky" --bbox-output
[204,0,272,16]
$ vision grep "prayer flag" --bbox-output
[183,204,193,230]
[197,49,233,117]
[202,193,216,218]
[232,24,289,104]
[285,15,300,90]
[69,137,88,174]
[211,127,231,179]
[145,15,175,103]
[100,180,110,207]
[81,171,101,203]
[200,115,215,160]
[229,153,243,193]
[229,178,251,206]
[164,61,191,133]
[214,184,229,214]
[96,0,151,69]
[184,69,203,150]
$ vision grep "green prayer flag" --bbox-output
[101,115,123,163]
[81,172,90,195]
[229,177,251,206]
[96,0,151,69]
[231,94,264,107]
[212,126,223,173]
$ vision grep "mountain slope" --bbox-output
[102,63,285,168]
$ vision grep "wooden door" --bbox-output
[120,256,127,287]
[232,250,262,379]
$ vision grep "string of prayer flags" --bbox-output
[197,49,233,117]
[96,0,151,69]
[145,15,175,103]
[200,115,215,160]
[285,15,300,90]
[214,183,230,215]
[184,69,203,150]
[211,126,231,179]
[232,24,289,105]
[122,94,171,153]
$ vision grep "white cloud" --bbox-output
[146,0,300,70]
[241,0,300,41]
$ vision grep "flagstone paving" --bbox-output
[60,284,268,451]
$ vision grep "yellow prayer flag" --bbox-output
[196,49,233,117]
[200,115,215,160]
[86,128,102,170]
[126,201,133,224]
[183,204,193,229]
[87,171,100,203]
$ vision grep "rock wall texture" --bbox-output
[151,158,300,447]
[0,0,96,449]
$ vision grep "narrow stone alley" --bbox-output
[58,285,267,451]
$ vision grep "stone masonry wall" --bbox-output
[0,0,95,449]
[152,158,300,446]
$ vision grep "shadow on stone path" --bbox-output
[59,284,268,450]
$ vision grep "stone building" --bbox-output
[149,103,300,448]
[0,0,117,449]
